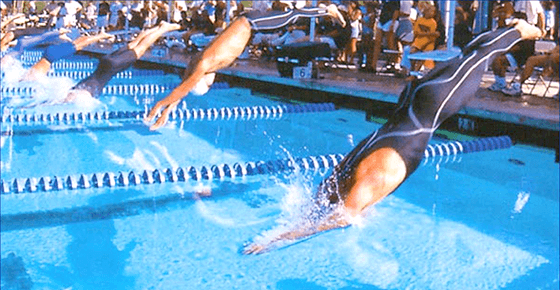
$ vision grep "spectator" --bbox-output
[97,1,110,30]
[43,0,60,28]
[154,1,170,26]
[109,1,123,30]
[55,2,67,29]
[84,1,97,29]
[488,0,545,94]
[543,1,556,40]
[63,0,83,28]
[453,6,473,49]
[370,0,414,74]
[342,1,362,65]
[457,0,478,31]
[115,9,127,31]
[408,3,439,71]
[359,1,380,71]
[503,45,559,96]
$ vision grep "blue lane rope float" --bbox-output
[422,136,512,165]
[1,103,336,126]
[1,82,230,96]
[0,136,512,195]
[20,59,99,70]
[0,153,346,194]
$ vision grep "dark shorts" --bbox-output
[510,39,535,66]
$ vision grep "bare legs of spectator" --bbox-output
[488,54,510,92]
[503,47,560,96]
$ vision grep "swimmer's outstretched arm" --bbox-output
[145,17,252,130]
[243,211,350,255]
[243,147,406,255]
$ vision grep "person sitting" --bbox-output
[241,19,543,254]
[488,1,545,94]
[408,3,439,72]
[145,4,346,130]
[502,45,559,96]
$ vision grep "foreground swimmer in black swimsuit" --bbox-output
[145,5,346,130]
[243,19,543,254]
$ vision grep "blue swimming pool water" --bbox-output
[1,56,558,290]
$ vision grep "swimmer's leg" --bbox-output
[126,21,181,58]
[1,31,15,51]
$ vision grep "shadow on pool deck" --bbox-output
[82,44,559,150]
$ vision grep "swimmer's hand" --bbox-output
[242,211,350,255]
[145,98,181,130]
[145,80,196,130]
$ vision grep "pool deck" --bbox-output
[83,44,559,143]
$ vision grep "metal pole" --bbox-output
[443,0,455,50]
[168,0,172,22]
[309,0,317,41]
[226,0,230,25]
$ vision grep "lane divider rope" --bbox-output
[1,82,230,96]
[0,136,512,195]
[1,102,336,126]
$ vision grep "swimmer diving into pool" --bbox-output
[145,4,346,130]
[242,19,543,255]
[61,21,181,102]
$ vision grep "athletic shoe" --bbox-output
[502,82,522,96]
[488,81,507,92]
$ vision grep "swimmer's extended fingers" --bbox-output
[148,100,180,130]
[145,102,163,123]
[242,243,267,255]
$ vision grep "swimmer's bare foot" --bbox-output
[158,21,181,31]
[326,4,346,27]
[99,31,116,43]
[511,19,542,40]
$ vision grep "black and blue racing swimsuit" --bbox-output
[243,7,331,31]
[324,26,524,201]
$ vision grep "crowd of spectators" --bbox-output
[1,0,558,98]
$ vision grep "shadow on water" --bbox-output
[64,219,136,290]
[1,181,262,232]
[1,253,33,290]
[12,134,43,156]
